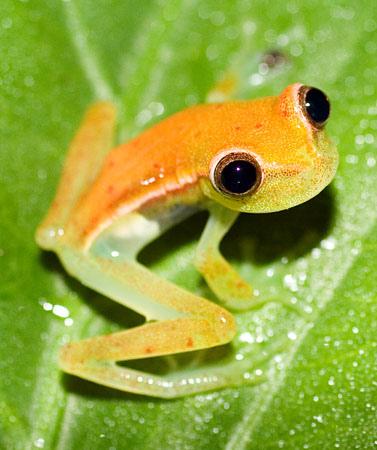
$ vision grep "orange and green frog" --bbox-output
[36,83,338,398]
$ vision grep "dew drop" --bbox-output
[2,18,13,29]
[34,438,45,449]
[367,156,376,167]
[287,331,297,341]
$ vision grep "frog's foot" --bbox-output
[195,248,255,312]
[59,313,238,398]
[56,247,239,398]
[60,348,266,399]
[60,323,274,399]
[60,319,245,399]
[195,245,312,317]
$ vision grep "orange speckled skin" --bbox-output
[67,83,337,247]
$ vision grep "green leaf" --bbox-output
[1,1,376,449]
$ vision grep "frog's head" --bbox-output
[200,83,338,213]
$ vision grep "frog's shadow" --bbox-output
[140,185,336,267]
[42,186,336,401]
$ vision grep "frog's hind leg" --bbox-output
[57,247,244,398]
[36,102,116,250]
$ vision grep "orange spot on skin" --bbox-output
[186,337,193,348]
[145,347,154,354]
[255,122,263,129]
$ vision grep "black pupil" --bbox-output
[305,88,330,124]
[220,160,257,194]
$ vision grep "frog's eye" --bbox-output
[300,86,330,128]
[211,152,263,196]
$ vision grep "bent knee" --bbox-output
[208,304,237,344]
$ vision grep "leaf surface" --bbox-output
[1,1,376,449]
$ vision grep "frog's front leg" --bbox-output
[194,204,256,311]
[57,245,258,398]
[195,205,311,316]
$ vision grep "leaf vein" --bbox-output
[62,0,116,102]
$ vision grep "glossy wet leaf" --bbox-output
[1,1,376,449]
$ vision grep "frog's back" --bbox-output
[66,98,278,246]
[66,104,205,244]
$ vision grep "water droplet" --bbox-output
[34,438,45,448]
[52,304,70,318]
[287,331,297,341]
[224,26,239,40]
[290,43,303,57]
[40,299,53,311]
[248,73,264,86]
[284,274,298,292]
[266,268,275,277]
[367,156,376,167]
[2,18,13,29]
[346,154,358,164]
[242,20,256,35]
[149,101,164,116]
[210,11,225,26]
[320,236,337,250]
[313,414,324,423]
[239,332,254,343]
[277,34,289,46]
[206,44,219,61]
[64,317,73,327]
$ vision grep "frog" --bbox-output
[36,83,338,398]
